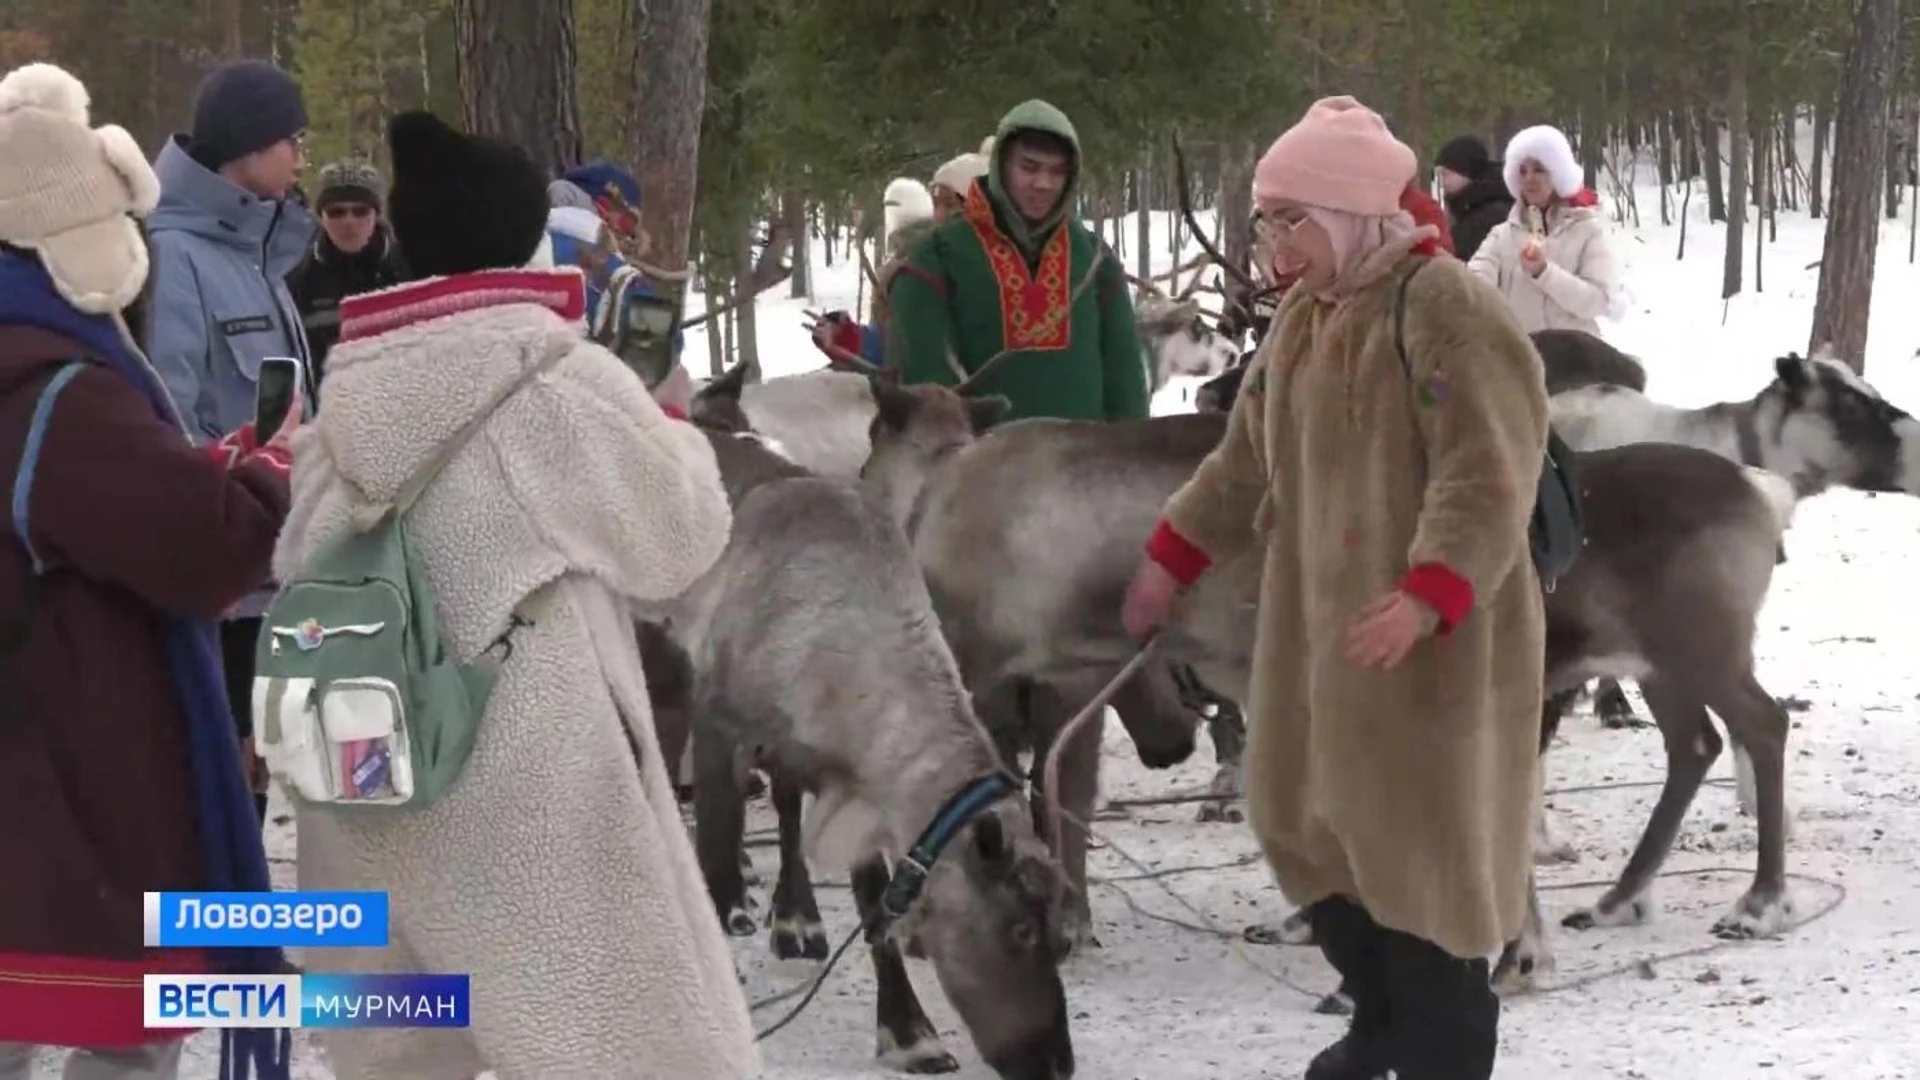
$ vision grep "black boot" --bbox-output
[1303,897,1392,1080]
[1377,927,1499,1080]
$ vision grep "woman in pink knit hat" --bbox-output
[1122,96,1550,1080]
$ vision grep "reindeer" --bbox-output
[693,358,1250,825]
[637,426,1076,1079]
[859,376,1801,999]
[1198,326,1658,742]
[1545,348,1920,820]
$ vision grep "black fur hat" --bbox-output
[385,110,548,279]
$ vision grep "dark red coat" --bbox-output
[0,322,288,1047]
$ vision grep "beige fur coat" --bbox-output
[273,276,757,1080]
[1160,240,1549,959]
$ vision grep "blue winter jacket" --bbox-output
[146,135,316,444]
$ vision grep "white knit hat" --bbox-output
[931,152,989,195]
[0,63,161,314]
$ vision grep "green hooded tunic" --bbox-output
[884,100,1151,421]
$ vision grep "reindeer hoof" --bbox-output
[1533,841,1580,866]
[1712,892,1795,940]
[1243,908,1315,947]
[723,907,757,937]
[1563,895,1652,931]
[880,1031,960,1075]
[1491,938,1553,995]
[771,917,830,960]
[1313,990,1353,1016]
[1196,800,1245,824]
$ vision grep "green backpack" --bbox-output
[252,351,563,811]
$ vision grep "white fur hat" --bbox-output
[882,177,934,251]
[1502,124,1582,200]
[0,63,161,314]
[932,152,989,195]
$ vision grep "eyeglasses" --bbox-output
[1252,210,1311,245]
[323,204,374,220]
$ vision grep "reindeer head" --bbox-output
[1134,293,1239,388]
[1759,350,1920,496]
[900,799,1076,1079]
[860,378,1012,525]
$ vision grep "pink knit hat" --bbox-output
[1251,96,1416,217]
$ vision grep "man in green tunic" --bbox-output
[886,99,1152,420]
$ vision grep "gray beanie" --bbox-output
[315,160,385,211]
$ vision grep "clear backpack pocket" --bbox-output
[317,677,415,804]
[252,676,336,802]
[251,675,416,805]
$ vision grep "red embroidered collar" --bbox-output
[339,269,587,343]
[962,183,1074,352]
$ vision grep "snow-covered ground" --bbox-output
[106,176,1920,1079]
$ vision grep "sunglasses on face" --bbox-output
[323,204,374,220]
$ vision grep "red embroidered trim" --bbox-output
[962,183,1072,352]
[0,949,207,1047]
[340,269,587,343]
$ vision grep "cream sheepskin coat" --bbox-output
[1467,124,1624,336]
[273,274,758,1080]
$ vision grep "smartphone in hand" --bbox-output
[255,356,303,439]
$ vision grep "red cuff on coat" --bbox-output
[1145,519,1212,587]
[1399,562,1475,634]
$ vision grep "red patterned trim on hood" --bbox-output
[339,269,586,343]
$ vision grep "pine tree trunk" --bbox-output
[1722,22,1749,300]
[1811,97,1830,218]
[1809,0,1902,369]
[1697,105,1728,223]
[786,191,811,299]
[1218,138,1257,289]
[453,0,581,177]
[1134,163,1152,288]
[625,0,712,273]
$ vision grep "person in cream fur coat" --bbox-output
[1467,123,1625,336]
[273,110,756,1080]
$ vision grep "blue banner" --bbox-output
[144,891,389,949]
[143,974,470,1029]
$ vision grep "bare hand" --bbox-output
[1343,590,1439,670]
[1520,241,1546,277]
[1122,559,1181,642]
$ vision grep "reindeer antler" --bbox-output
[1169,136,1259,299]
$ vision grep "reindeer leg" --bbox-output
[1492,867,1556,995]
[1533,692,1579,865]
[692,725,757,937]
[1564,675,1719,930]
[1704,674,1795,940]
[1595,677,1651,730]
[768,770,829,960]
[851,858,958,1074]
[1200,700,1247,824]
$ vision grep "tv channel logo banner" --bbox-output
[144,891,389,949]
[144,974,470,1029]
